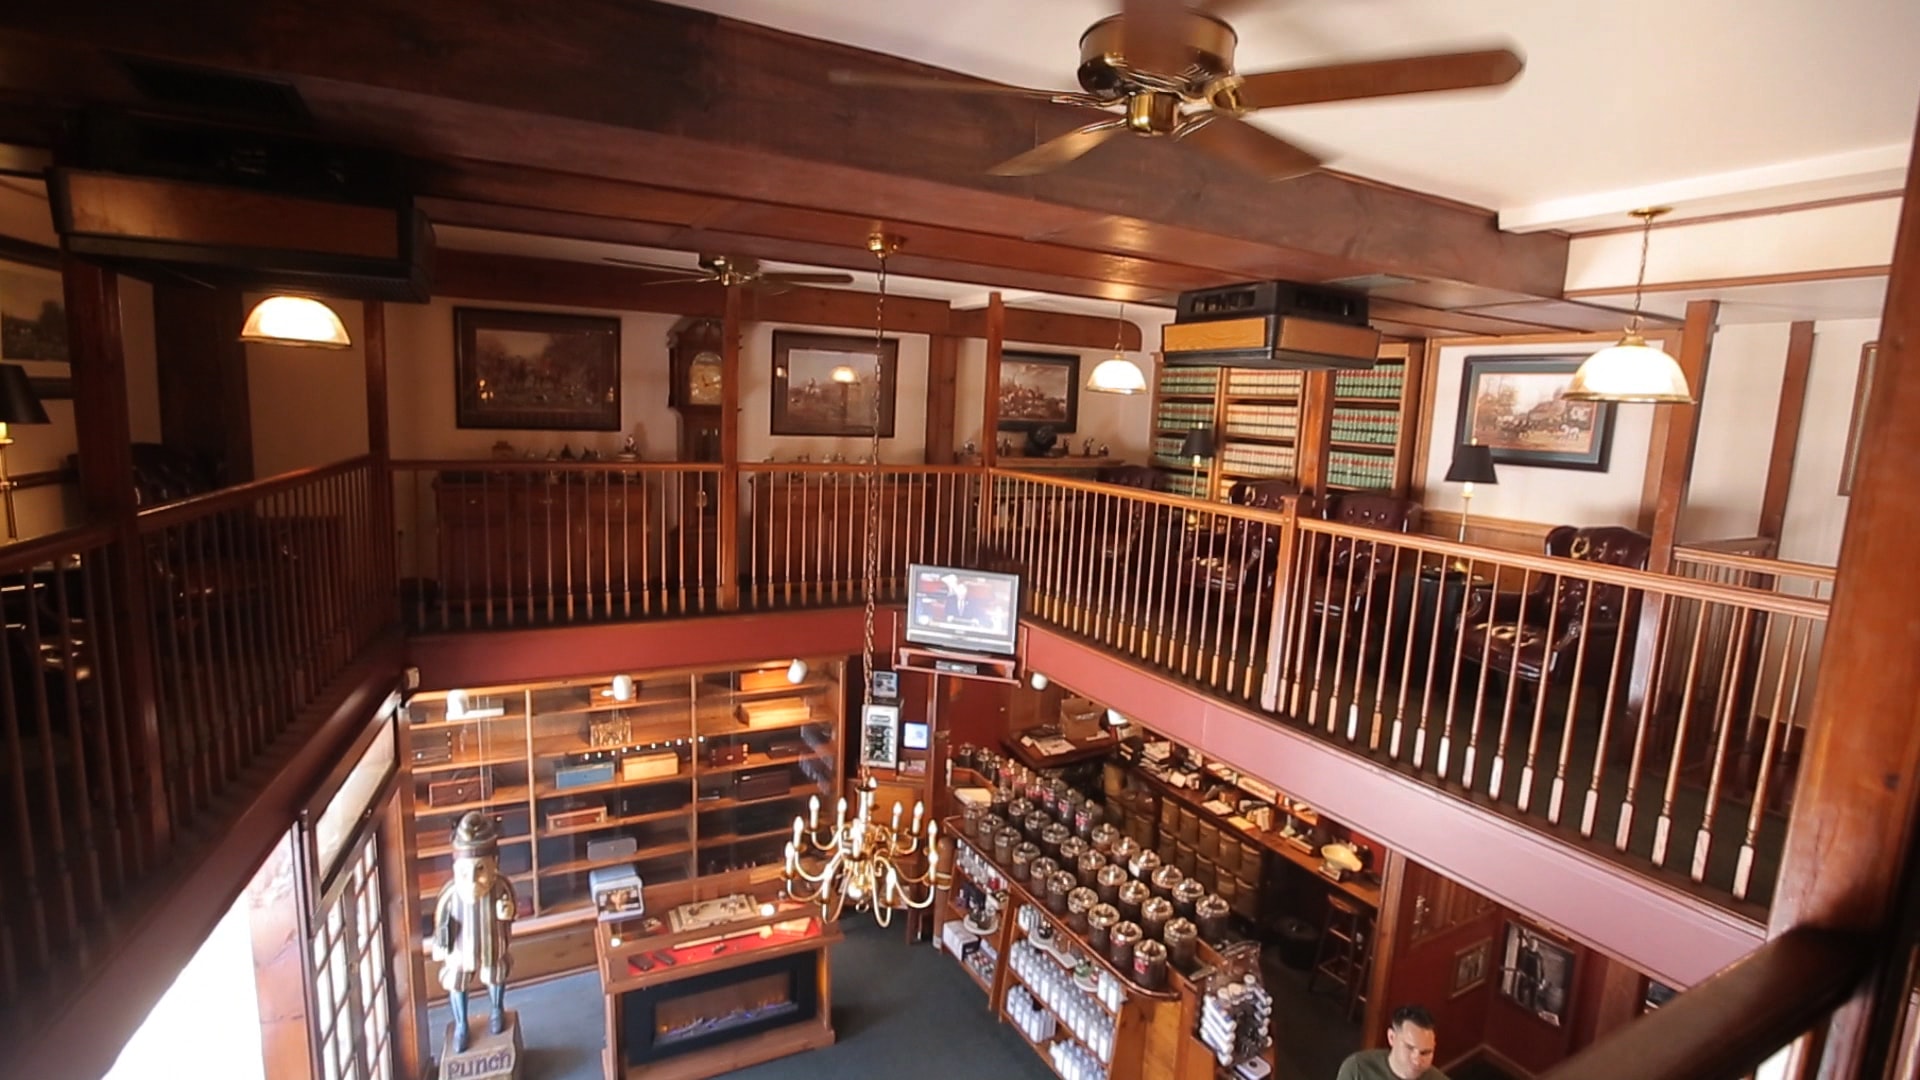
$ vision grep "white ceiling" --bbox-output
[665,0,1920,232]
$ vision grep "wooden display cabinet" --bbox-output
[404,658,846,991]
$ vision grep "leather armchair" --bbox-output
[1460,525,1651,683]
[1092,464,1169,564]
[1186,479,1320,606]
[1302,493,1423,622]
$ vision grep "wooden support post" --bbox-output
[718,284,742,610]
[1628,300,1718,711]
[1259,496,1303,712]
[65,256,171,857]
[1392,341,1429,497]
[1299,371,1336,497]
[978,295,1005,541]
[925,333,958,465]
[1770,122,1920,1079]
[363,300,397,625]
[1757,321,1815,543]
[1360,849,1408,1045]
[154,282,253,482]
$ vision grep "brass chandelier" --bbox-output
[782,231,945,925]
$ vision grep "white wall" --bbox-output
[244,294,373,478]
[952,320,1162,462]
[1778,318,1879,565]
[1421,339,1658,528]
[1680,322,1791,543]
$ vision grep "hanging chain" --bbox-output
[860,235,890,712]
[1630,211,1652,332]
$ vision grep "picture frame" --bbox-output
[1456,354,1615,472]
[453,307,622,431]
[870,669,900,702]
[1839,341,1877,496]
[1499,921,1575,1027]
[771,330,898,437]
[860,703,900,769]
[0,257,69,363]
[1451,938,1492,998]
[997,350,1081,433]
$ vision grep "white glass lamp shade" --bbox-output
[1086,354,1147,395]
[1562,333,1693,404]
[239,296,352,349]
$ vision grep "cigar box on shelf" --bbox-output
[588,837,645,920]
[411,733,454,767]
[734,768,792,801]
[739,667,796,692]
[427,772,494,808]
[707,743,750,768]
[555,760,617,790]
[738,698,812,729]
[621,751,680,782]
[547,805,609,830]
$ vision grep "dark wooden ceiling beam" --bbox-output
[0,0,1568,297]
[432,250,1142,348]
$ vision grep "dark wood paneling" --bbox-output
[1757,321,1815,541]
[1377,859,1502,1059]
[924,334,958,465]
[952,305,1142,350]
[1769,118,1920,1078]
[155,282,253,481]
[981,294,1005,471]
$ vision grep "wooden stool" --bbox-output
[1307,895,1372,1021]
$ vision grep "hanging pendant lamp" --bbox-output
[1087,301,1147,395]
[239,295,353,349]
[1563,208,1691,404]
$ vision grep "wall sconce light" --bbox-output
[787,658,809,684]
[1029,671,1049,690]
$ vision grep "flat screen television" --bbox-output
[904,564,1021,657]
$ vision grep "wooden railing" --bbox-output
[986,473,1831,909]
[1539,925,1870,1080]
[0,524,149,1012]
[134,456,391,832]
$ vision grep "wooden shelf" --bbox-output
[699,711,826,738]
[1219,433,1297,446]
[412,748,529,775]
[1329,441,1396,453]
[415,783,531,816]
[419,834,532,860]
[535,770,691,801]
[418,868,533,901]
[700,749,823,777]
[542,805,691,839]
[541,839,691,878]
[695,782,815,811]
[698,825,797,847]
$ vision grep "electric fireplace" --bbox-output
[620,950,819,1067]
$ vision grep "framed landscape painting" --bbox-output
[0,259,68,363]
[454,307,621,430]
[771,330,898,437]
[1456,354,1615,472]
[997,350,1080,433]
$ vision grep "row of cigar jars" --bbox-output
[960,782,1229,991]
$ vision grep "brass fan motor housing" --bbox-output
[1076,12,1238,97]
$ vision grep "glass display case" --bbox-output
[404,658,845,942]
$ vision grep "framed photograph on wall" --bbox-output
[1499,921,1575,1027]
[0,258,69,363]
[1456,354,1615,471]
[1839,341,1878,496]
[771,330,898,437]
[453,307,621,430]
[1451,938,1492,998]
[997,350,1080,433]
[860,703,900,769]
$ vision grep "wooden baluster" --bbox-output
[1738,617,1806,899]
[1616,601,1674,852]
[1654,602,1715,868]
[1578,595,1636,834]
[1694,605,1755,882]
[1362,543,1401,750]
[1327,532,1363,740]
[1536,584,1596,817]
[203,514,247,770]
[47,563,104,920]
[1491,568,1557,800]
[231,509,273,762]
[81,549,137,878]
[0,626,49,975]
[21,558,79,952]
[1434,558,1480,779]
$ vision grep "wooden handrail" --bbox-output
[135,455,375,531]
[1675,546,1837,583]
[742,462,985,475]
[1539,926,1871,1080]
[0,521,119,572]
[393,458,721,474]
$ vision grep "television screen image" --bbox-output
[904,564,1021,656]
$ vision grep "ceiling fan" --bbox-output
[829,0,1522,182]
[601,252,855,292]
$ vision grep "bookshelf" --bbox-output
[1327,341,1420,494]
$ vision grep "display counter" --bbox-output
[596,873,840,1080]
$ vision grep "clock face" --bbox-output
[689,351,723,406]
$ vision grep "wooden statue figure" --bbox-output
[432,811,518,1053]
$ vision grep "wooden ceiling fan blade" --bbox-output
[829,68,1101,106]
[1175,112,1321,182]
[1121,0,1190,78]
[761,272,856,286]
[1223,47,1524,111]
[603,256,713,278]
[989,119,1129,177]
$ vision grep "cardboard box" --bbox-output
[1060,696,1105,742]
[587,836,644,920]
[427,772,494,808]
[622,752,681,782]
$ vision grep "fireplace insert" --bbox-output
[620,949,819,1066]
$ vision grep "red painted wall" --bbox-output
[1381,906,1502,1067]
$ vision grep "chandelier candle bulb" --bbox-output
[809,795,820,829]
[913,802,924,833]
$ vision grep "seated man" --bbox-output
[1337,1004,1447,1080]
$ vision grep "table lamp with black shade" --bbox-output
[1444,442,1498,544]
[1179,427,1215,500]
[0,365,49,541]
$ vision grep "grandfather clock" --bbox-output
[667,317,725,526]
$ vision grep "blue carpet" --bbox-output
[431,918,1360,1078]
